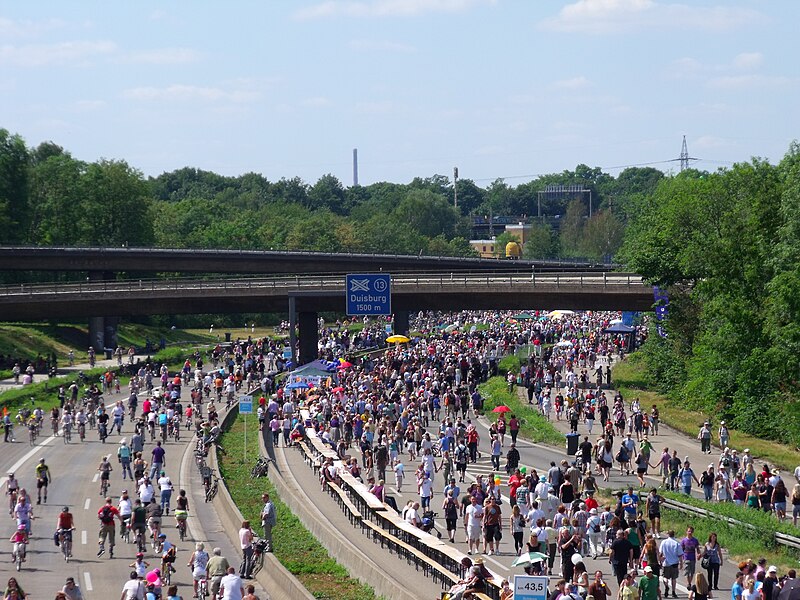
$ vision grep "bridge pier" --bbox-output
[87,271,119,353]
[298,311,319,365]
[393,310,410,335]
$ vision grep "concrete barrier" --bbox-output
[211,406,315,600]
[260,426,419,600]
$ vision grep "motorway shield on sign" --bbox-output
[514,576,549,600]
[346,273,391,316]
[239,395,253,414]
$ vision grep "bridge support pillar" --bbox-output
[89,317,105,352]
[298,311,319,365]
[393,310,410,335]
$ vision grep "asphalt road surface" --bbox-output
[1,400,266,599]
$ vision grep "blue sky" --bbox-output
[1,0,797,187]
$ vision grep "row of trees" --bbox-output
[0,127,663,259]
[620,143,800,446]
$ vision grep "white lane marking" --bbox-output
[3,434,56,474]
[84,498,91,510]
[83,572,93,591]
[81,530,87,545]
[92,473,99,483]
[484,555,509,572]
[179,425,207,542]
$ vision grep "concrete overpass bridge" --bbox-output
[0,245,609,275]
[0,272,652,362]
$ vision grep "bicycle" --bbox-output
[205,472,219,503]
[197,574,209,599]
[134,526,146,553]
[250,456,273,478]
[28,426,36,446]
[250,538,268,577]
[7,488,18,515]
[121,519,131,544]
[63,423,72,444]
[51,417,58,436]
[78,422,86,442]
[100,477,109,497]
[58,527,75,562]
[175,510,188,542]
[13,541,26,571]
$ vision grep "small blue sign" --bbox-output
[346,273,391,316]
[239,395,253,414]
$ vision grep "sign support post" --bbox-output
[239,395,253,462]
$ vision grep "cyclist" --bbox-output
[97,406,109,442]
[57,506,75,558]
[157,471,173,514]
[50,406,60,435]
[146,498,163,543]
[60,410,73,442]
[35,457,51,504]
[118,490,133,538]
[112,401,125,435]
[13,494,33,535]
[75,408,87,441]
[98,456,113,495]
[130,552,150,578]
[97,496,120,558]
[6,472,19,515]
[157,410,169,441]
[10,523,28,564]
[187,541,209,598]
[159,532,177,579]
[131,499,148,549]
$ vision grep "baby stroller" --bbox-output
[421,510,442,538]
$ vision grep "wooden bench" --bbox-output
[326,481,363,527]
[361,519,458,588]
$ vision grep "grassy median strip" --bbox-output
[218,416,377,600]
[479,376,564,446]
[613,359,800,472]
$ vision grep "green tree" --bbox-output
[307,174,346,214]
[522,223,558,259]
[492,232,520,258]
[27,153,85,245]
[80,160,154,246]
[558,198,587,257]
[582,209,624,260]
[0,129,31,241]
[392,189,460,238]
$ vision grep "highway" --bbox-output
[0,401,265,599]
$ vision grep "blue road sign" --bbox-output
[239,395,253,414]
[346,273,391,316]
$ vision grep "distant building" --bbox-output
[469,239,497,258]
[469,222,532,259]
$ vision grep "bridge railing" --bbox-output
[0,272,647,298]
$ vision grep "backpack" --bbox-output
[99,505,114,524]
[456,446,468,463]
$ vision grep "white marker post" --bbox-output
[239,395,253,462]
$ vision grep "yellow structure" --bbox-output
[505,241,522,259]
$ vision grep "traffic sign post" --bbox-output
[239,395,253,462]
[514,576,549,600]
[346,273,391,316]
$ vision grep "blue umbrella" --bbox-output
[286,381,309,390]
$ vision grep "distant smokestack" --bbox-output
[353,148,358,186]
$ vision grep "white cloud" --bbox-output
[348,39,416,53]
[732,52,763,70]
[122,85,260,104]
[550,76,589,90]
[0,16,65,40]
[124,48,200,65]
[0,41,116,67]
[707,74,795,89]
[293,0,495,20]
[540,0,764,34]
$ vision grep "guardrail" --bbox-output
[0,271,646,298]
[662,497,800,550]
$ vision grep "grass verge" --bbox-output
[613,359,800,472]
[219,415,377,600]
[479,377,564,446]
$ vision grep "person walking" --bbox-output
[701,532,722,590]
[697,423,712,455]
[238,520,255,579]
[260,493,276,552]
